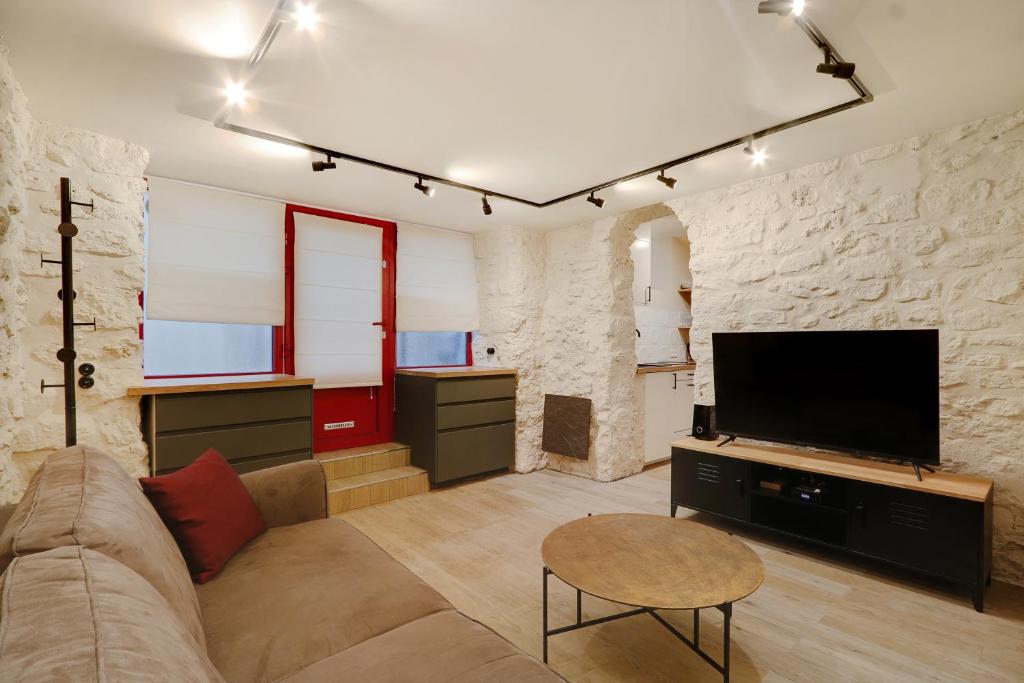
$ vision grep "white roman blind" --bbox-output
[146,178,285,325]
[396,223,479,332]
[294,213,383,388]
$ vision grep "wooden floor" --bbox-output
[340,465,1024,683]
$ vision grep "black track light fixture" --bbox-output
[414,177,435,198]
[816,49,856,80]
[586,191,605,209]
[757,0,805,16]
[311,155,336,172]
[656,170,677,189]
[481,195,493,216]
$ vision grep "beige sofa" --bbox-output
[0,445,563,682]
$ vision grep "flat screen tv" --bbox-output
[712,330,939,465]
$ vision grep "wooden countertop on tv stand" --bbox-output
[671,436,993,502]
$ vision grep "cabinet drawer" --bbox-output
[437,399,515,430]
[155,387,311,432]
[154,420,311,471]
[436,377,515,405]
[436,422,515,483]
[156,451,310,477]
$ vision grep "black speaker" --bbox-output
[692,404,717,440]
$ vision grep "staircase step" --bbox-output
[327,466,429,515]
[316,442,411,480]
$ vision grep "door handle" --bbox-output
[645,286,651,303]
[855,501,866,526]
[672,373,678,390]
[736,478,745,495]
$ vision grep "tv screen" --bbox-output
[712,330,939,465]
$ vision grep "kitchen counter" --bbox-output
[396,366,517,379]
[636,363,695,375]
[127,374,314,396]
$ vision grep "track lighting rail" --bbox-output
[216,9,872,210]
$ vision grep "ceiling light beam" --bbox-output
[216,9,872,209]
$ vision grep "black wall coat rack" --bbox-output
[40,177,97,447]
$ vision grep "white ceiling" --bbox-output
[2,1,1023,232]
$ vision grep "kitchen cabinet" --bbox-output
[642,368,694,464]
[631,221,692,308]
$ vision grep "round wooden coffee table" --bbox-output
[541,513,764,682]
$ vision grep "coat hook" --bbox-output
[73,317,97,330]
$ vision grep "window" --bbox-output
[143,319,274,377]
[396,331,471,368]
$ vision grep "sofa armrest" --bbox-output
[239,460,327,528]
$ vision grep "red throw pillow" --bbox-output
[140,449,267,583]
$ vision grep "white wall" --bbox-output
[474,205,675,481]
[0,39,148,502]
[667,107,1024,583]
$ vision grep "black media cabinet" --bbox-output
[670,436,993,611]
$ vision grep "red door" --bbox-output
[283,204,396,452]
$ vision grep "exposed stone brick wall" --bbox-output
[474,205,672,481]
[0,39,148,503]
[666,107,1024,582]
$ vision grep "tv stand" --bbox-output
[670,436,993,611]
[716,435,736,448]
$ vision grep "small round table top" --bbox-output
[541,513,764,610]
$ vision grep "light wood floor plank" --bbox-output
[341,465,1024,682]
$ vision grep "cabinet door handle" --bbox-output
[673,373,678,390]
[855,501,866,526]
[736,478,745,495]
[645,286,651,303]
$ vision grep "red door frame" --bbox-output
[284,204,397,451]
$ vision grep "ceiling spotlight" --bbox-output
[586,191,605,209]
[481,195,493,216]
[816,50,856,79]
[757,0,805,16]
[656,170,677,189]
[224,81,247,106]
[311,155,336,172]
[293,3,319,30]
[414,177,435,198]
[743,139,767,166]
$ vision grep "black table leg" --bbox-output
[542,566,550,663]
[693,608,699,648]
[720,602,732,683]
[576,588,582,625]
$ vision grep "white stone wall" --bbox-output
[666,107,1024,583]
[474,205,673,481]
[472,227,547,472]
[0,39,149,503]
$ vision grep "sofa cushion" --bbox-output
[280,610,564,683]
[141,449,267,583]
[197,517,452,683]
[0,445,206,650]
[0,546,224,682]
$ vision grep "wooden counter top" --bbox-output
[395,366,517,379]
[671,436,993,502]
[637,363,695,375]
[127,374,314,396]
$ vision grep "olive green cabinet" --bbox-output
[395,371,516,485]
[140,383,314,476]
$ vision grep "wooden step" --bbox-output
[316,442,410,481]
[327,465,429,515]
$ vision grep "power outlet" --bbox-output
[324,421,355,431]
